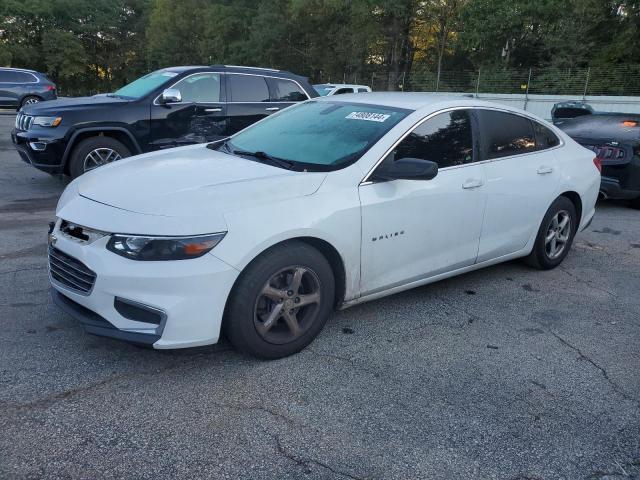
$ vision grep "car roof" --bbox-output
[0,67,38,74]
[159,65,305,80]
[314,83,370,89]
[313,92,530,113]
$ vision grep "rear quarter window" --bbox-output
[533,121,560,150]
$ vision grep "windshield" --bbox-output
[226,101,411,170]
[114,70,179,99]
[313,85,335,96]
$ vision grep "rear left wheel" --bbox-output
[20,96,41,108]
[224,241,335,359]
[524,196,577,270]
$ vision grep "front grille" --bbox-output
[48,246,97,295]
[15,113,34,131]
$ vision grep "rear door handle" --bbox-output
[265,107,280,112]
[204,108,222,112]
[462,178,484,189]
[537,166,554,174]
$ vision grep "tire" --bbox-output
[224,241,335,359]
[524,196,578,270]
[629,197,640,210]
[68,136,131,178]
[20,96,41,108]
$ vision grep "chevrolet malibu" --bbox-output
[49,93,600,358]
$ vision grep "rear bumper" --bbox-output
[600,176,640,200]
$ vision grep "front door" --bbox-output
[149,72,228,150]
[359,109,487,295]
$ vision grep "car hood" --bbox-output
[21,94,130,115]
[58,144,326,234]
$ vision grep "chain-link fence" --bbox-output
[336,65,640,97]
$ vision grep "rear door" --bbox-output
[225,74,272,134]
[149,72,228,150]
[475,109,561,262]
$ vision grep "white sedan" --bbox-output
[49,93,600,358]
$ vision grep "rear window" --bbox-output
[313,85,335,96]
[478,110,536,159]
[228,74,270,102]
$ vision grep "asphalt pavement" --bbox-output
[0,113,638,479]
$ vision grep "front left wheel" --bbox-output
[224,241,335,359]
[68,136,131,178]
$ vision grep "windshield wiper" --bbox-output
[207,140,298,171]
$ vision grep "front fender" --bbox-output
[214,189,362,302]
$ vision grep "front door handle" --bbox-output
[537,166,554,174]
[265,107,280,112]
[204,108,222,113]
[462,178,484,189]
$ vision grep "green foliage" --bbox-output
[1,0,639,95]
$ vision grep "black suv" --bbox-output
[0,68,57,109]
[11,65,317,177]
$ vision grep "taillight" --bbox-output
[593,157,602,173]
[46,85,55,91]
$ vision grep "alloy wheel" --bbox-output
[253,266,322,345]
[83,148,122,172]
[545,210,571,259]
[23,97,40,105]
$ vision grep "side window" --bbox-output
[357,88,369,93]
[389,110,474,168]
[0,71,35,83]
[532,121,560,150]
[269,78,307,102]
[478,110,536,159]
[333,88,353,95]
[228,74,269,102]
[172,73,221,103]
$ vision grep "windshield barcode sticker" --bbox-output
[346,112,391,122]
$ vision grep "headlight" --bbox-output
[106,233,226,261]
[33,116,62,127]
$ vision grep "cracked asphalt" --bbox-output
[0,113,639,480]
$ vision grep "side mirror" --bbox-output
[375,157,438,181]
[160,88,182,104]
